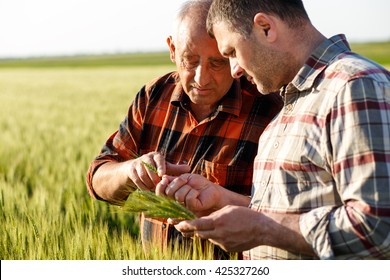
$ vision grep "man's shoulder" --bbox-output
[326,52,390,83]
[145,71,180,93]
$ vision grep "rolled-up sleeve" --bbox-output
[300,78,390,259]
[86,87,146,199]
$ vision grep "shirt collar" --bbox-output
[285,34,351,94]
[170,73,242,118]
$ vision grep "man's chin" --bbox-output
[254,83,273,95]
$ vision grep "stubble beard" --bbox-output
[252,46,293,94]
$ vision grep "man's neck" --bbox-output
[190,103,216,122]
[292,25,327,69]
[281,23,327,85]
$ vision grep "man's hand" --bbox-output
[172,205,315,256]
[173,205,263,252]
[156,173,223,216]
[125,152,190,191]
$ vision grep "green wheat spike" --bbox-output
[128,150,158,174]
[121,190,196,220]
[141,161,158,173]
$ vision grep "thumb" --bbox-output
[166,162,191,176]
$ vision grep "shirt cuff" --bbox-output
[299,206,335,259]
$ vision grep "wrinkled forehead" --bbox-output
[174,18,219,53]
[174,16,208,43]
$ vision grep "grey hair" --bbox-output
[171,0,213,42]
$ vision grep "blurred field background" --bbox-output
[0,42,389,259]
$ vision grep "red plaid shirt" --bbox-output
[86,71,283,255]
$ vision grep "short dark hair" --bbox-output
[207,0,310,38]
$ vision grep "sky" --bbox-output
[0,0,389,58]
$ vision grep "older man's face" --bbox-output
[172,18,233,109]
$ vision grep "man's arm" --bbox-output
[91,152,163,204]
[302,78,390,259]
[92,153,191,204]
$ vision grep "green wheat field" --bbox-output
[1,42,389,260]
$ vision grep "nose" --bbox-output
[194,64,211,87]
[230,58,244,79]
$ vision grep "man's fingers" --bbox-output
[175,217,215,233]
[167,217,182,225]
[155,176,170,196]
[174,218,216,240]
[140,156,160,180]
[174,185,192,204]
[135,163,156,189]
[163,176,188,197]
[166,162,191,176]
[184,188,201,211]
[153,152,166,177]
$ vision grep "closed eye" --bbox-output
[209,58,229,70]
[222,49,236,58]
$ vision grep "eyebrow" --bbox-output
[181,53,198,59]
[220,48,234,58]
[209,57,228,63]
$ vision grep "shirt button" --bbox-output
[162,224,166,229]
[260,181,266,187]
[274,141,279,149]
[286,104,293,112]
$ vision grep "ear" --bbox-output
[166,36,176,63]
[253,13,277,43]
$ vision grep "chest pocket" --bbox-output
[199,160,253,196]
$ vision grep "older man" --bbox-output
[86,0,282,258]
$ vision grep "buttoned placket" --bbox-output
[178,105,217,168]
[253,88,297,209]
